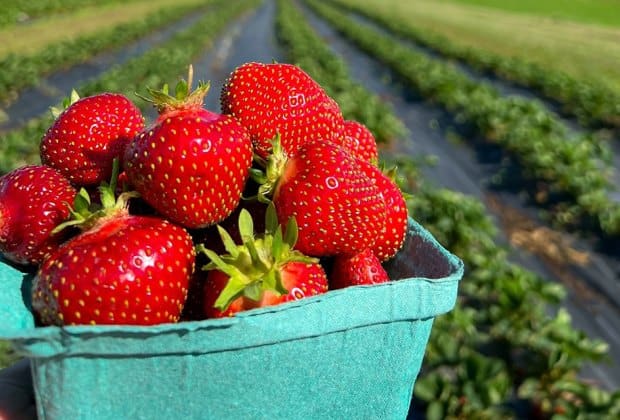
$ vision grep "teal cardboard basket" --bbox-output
[0,218,463,420]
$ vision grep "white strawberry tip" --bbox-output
[195,203,316,312]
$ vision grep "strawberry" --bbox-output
[196,204,328,318]
[341,120,379,165]
[40,90,144,186]
[0,165,77,266]
[124,66,253,229]
[358,160,408,261]
[31,164,195,326]
[220,61,345,158]
[330,248,390,289]
[257,139,386,257]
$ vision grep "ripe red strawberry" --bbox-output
[358,160,408,261]
[124,66,253,229]
[220,61,345,158]
[0,165,77,266]
[330,248,390,289]
[341,120,379,165]
[203,261,326,318]
[197,205,328,318]
[31,173,195,326]
[258,140,386,257]
[40,90,144,186]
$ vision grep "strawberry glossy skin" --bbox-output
[40,93,144,186]
[124,107,253,229]
[221,62,345,158]
[31,214,195,326]
[273,142,386,257]
[342,120,379,164]
[0,165,77,266]
[357,160,408,261]
[330,248,390,289]
[203,261,328,318]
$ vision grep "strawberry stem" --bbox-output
[50,89,80,119]
[196,204,316,312]
[138,64,210,114]
[255,134,289,203]
[52,159,138,234]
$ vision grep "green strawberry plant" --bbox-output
[272,3,620,416]
[328,0,620,131]
[0,0,261,175]
[400,173,619,419]
[305,0,620,238]
[0,1,211,104]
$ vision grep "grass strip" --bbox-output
[0,0,211,105]
[330,0,620,130]
[0,0,145,28]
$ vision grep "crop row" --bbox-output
[0,0,212,105]
[329,0,620,131]
[0,0,260,176]
[305,0,620,238]
[279,0,619,417]
[0,0,144,27]
[273,2,404,144]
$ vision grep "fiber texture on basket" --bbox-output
[0,217,463,420]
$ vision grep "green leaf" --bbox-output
[214,274,250,310]
[273,270,288,295]
[261,270,277,292]
[426,401,444,420]
[217,225,239,258]
[586,387,611,406]
[69,89,80,105]
[414,376,439,401]
[250,168,267,185]
[243,281,262,302]
[175,79,189,100]
[284,216,298,248]
[99,183,116,209]
[108,158,120,196]
[199,248,241,278]
[238,208,254,243]
[76,188,91,211]
[265,201,278,235]
[272,226,284,261]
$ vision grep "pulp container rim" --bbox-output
[0,217,464,357]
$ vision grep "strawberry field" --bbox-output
[1,0,619,418]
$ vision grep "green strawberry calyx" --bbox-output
[137,64,210,114]
[251,134,289,203]
[52,159,138,234]
[50,89,80,119]
[196,202,317,311]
